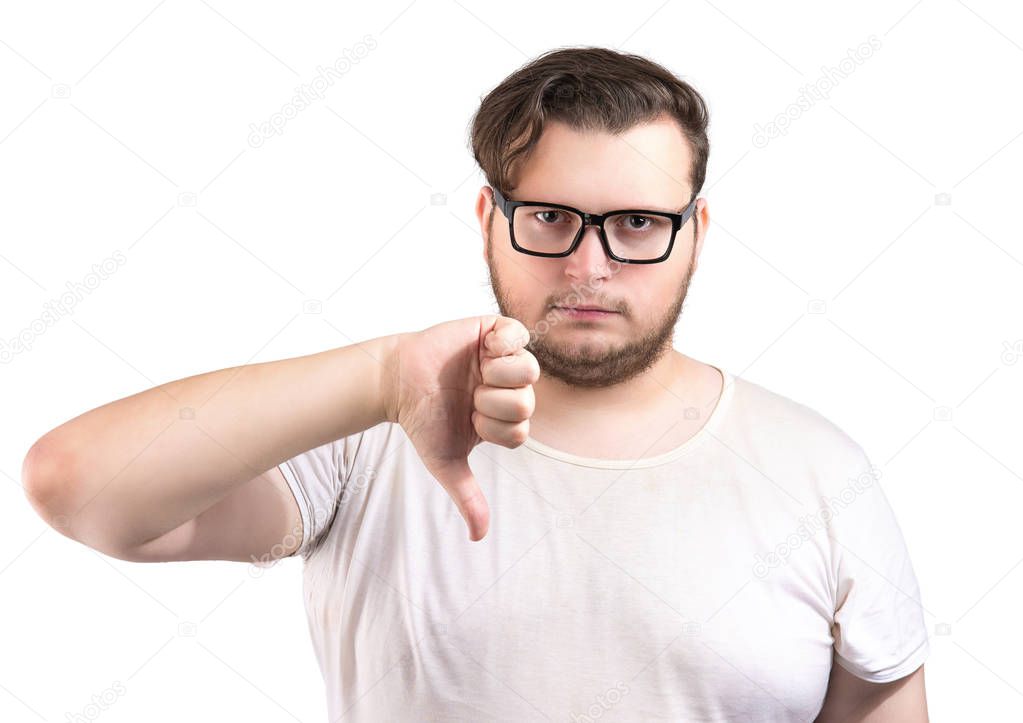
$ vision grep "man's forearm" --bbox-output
[23,334,400,552]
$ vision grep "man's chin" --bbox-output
[530,339,619,368]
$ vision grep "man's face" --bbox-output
[477,116,708,389]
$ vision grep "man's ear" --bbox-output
[476,186,494,262]
[691,198,709,274]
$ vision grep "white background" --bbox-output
[2,1,1021,720]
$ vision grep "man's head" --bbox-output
[469,46,711,389]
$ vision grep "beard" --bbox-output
[485,227,697,389]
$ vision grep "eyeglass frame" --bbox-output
[491,186,699,264]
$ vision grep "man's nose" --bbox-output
[564,225,612,277]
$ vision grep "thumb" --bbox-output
[428,457,490,541]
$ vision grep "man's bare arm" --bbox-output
[21,335,399,562]
[815,661,928,722]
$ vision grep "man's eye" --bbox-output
[536,210,565,223]
[616,215,653,230]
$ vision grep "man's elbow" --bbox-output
[21,435,127,556]
[22,434,77,533]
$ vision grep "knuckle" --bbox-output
[472,412,491,441]
[529,356,541,381]
[509,422,529,446]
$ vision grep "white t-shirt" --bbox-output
[278,366,930,722]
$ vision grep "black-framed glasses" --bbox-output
[491,186,698,264]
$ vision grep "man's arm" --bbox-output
[21,334,400,562]
[815,661,928,722]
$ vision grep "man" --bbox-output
[24,47,929,720]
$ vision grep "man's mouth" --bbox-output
[554,305,619,318]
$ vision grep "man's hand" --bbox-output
[387,315,540,542]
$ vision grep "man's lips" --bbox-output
[553,305,619,315]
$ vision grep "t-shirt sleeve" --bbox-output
[277,435,350,560]
[828,445,931,683]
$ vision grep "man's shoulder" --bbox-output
[726,372,868,468]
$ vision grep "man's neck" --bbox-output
[525,350,725,460]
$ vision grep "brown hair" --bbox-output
[468,45,710,207]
